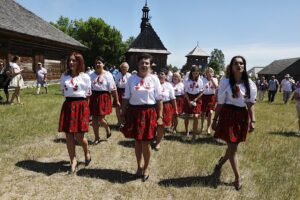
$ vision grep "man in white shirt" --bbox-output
[36,62,48,95]
[280,74,293,104]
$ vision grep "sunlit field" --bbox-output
[0,85,299,200]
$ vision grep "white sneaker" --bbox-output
[296,131,300,137]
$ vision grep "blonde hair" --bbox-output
[119,62,129,69]
[205,67,214,76]
[172,72,182,82]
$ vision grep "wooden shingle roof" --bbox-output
[258,57,300,75]
[186,45,209,57]
[127,25,170,54]
[0,0,86,49]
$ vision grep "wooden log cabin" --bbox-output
[0,0,87,84]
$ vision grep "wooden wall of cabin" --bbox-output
[8,44,67,81]
[186,56,208,70]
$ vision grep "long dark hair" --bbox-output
[228,56,250,98]
[188,65,200,81]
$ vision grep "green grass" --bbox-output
[0,85,299,200]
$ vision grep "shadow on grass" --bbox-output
[118,140,135,148]
[158,171,220,188]
[164,134,226,146]
[76,168,138,183]
[15,160,69,176]
[269,131,298,137]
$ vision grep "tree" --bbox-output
[207,60,221,75]
[50,16,76,37]
[181,63,189,73]
[209,49,225,71]
[123,36,135,50]
[50,16,127,67]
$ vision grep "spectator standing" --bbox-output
[0,60,10,103]
[109,65,119,80]
[280,74,293,104]
[292,81,300,136]
[257,76,268,101]
[268,75,279,102]
[9,56,24,105]
[35,62,48,95]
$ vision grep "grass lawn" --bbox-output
[0,85,299,200]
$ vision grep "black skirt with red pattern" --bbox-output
[214,104,249,143]
[201,94,216,112]
[175,95,185,114]
[113,87,125,107]
[183,93,202,114]
[59,97,90,133]
[121,104,157,141]
[163,101,174,127]
[89,90,112,116]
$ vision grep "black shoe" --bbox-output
[233,180,242,191]
[85,151,92,166]
[106,128,112,139]
[142,174,149,182]
[93,139,101,145]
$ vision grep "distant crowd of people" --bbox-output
[1,52,300,191]
[255,74,297,104]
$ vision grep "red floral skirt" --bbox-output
[201,94,216,112]
[214,104,249,143]
[121,104,157,141]
[89,91,112,116]
[59,98,90,133]
[113,87,125,107]
[183,93,202,114]
[175,95,185,114]
[163,101,174,127]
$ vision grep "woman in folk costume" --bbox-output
[121,53,163,182]
[200,67,218,134]
[89,56,120,144]
[212,56,257,190]
[155,68,178,150]
[114,62,131,126]
[183,65,204,140]
[58,52,92,173]
[171,72,185,134]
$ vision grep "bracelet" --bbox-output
[251,121,256,123]
[158,116,163,119]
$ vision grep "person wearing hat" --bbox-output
[280,74,293,104]
[35,62,48,95]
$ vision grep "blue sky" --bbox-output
[16,0,300,70]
